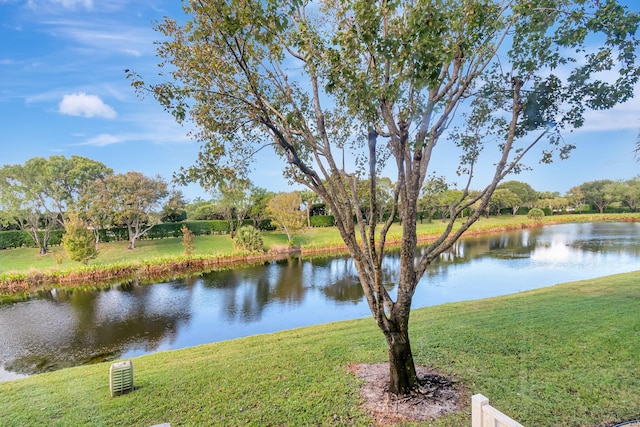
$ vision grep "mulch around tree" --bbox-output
[349,364,640,427]
[348,363,464,425]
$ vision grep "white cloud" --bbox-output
[80,133,121,146]
[27,0,93,10]
[123,49,141,57]
[58,92,117,119]
[53,0,93,9]
[575,90,640,133]
[39,19,157,57]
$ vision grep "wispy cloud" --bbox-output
[27,0,93,10]
[40,18,156,57]
[77,128,191,147]
[51,0,93,9]
[58,92,117,119]
[575,90,640,133]
[80,133,121,146]
[26,0,90,11]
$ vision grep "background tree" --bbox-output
[0,156,111,254]
[185,198,220,220]
[78,182,114,243]
[579,180,615,213]
[42,155,113,227]
[356,177,394,224]
[438,189,465,222]
[489,188,521,216]
[213,178,251,239]
[90,172,169,249]
[620,178,640,212]
[539,196,569,214]
[0,160,60,255]
[248,187,275,228]
[419,175,449,223]
[266,192,305,245]
[161,190,188,222]
[133,0,640,395]
[566,186,586,213]
[537,190,560,200]
[297,189,317,228]
[62,215,97,264]
[498,181,537,215]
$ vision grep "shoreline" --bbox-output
[1,213,638,298]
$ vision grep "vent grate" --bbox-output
[109,360,134,397]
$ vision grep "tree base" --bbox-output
[349,363,462,425]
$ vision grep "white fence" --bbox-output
[472,394,525,427]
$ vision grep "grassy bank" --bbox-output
[1,213,638,296]
[1,271,638,426]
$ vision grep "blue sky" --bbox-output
[1,0,639,202]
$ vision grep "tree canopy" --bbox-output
[266,192,305,244]
[132,0,640,395]
[0,156,112,254]
[84,172,169,249]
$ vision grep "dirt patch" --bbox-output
[349,363,464,425]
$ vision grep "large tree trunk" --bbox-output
[385,189,420,395]
[127,224,136,249]
[385,326,418,395]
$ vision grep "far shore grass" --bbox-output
[2,213,638,279]
[1,271,638,426]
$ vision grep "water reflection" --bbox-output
[1,222,639,380]
[1,281,192,376]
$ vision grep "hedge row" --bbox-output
[1,216,338,250]
[0,230,64,250]
[0,220,277,249]
[309,215,335,227]
[98,219,279,242]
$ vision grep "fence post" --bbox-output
[472,394,489,427]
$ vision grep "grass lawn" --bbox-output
[0,232,292,275]
[0,271,638,426]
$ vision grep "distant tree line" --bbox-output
[419,177,640,220]
[0,156,327,257]
[1,156,639,258]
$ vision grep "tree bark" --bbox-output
[127,224,136,249]
[385,326,418,395]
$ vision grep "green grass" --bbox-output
[0,232,288,275]
[1,271,638,426]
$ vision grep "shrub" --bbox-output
[181,224,196,255]
[527,208,545,221]
[62,216,97,265]
[233,226,264,253]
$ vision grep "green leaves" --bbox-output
[62,215,97,265]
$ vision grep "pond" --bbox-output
[1,221,640,381]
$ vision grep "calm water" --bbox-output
[1,222,640,381]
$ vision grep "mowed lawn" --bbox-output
[0,271,638,426]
